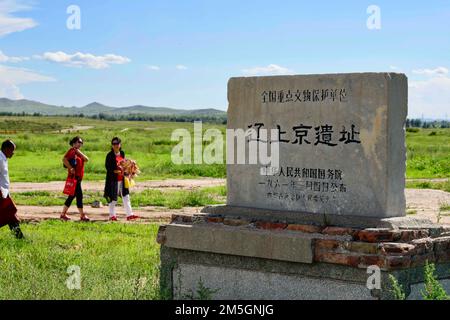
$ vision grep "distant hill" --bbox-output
[0,98,227,118]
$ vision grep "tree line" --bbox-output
[1,112,448,128]
[406,119,450,128]
[0,111,227,124]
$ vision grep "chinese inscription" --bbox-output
[248,123,361,146]
[259,166,347,204]
[261,88,348,104]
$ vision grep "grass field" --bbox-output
[406,128,450,179]
[0,116,226,182]
[0,117,448,183]
[0,221,161,300]
[13,186,227,208]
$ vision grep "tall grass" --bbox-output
[0,221,162,300]
[406,128,450,179]
[0,116,227,182]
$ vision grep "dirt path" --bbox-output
[18,205,200,224]
[405,189,450,224]
[57,125,94,133]
[14,188,450,225]
[406,178,449,183]
[10,178,226,193]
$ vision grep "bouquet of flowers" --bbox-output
[119,159,140,188]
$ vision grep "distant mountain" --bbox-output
[0,98,226,118]
[78,102,114,114]
[0,98,69,115]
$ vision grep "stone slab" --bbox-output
[161,246,450,300]
[201,205,435,229]
[227,73,407,218]
[164,223,314,264]
[173,263,375,300]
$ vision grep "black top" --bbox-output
[103,150,129,202]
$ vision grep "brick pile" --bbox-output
[158,214,450,271]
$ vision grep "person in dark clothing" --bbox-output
[60,136,90,222]
[0,140,23,239]
[104,137,139,221]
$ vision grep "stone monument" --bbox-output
[158,73,450,300]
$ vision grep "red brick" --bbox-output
[171,214,193,223]
[287,224,323,233]
[255,221,287,230]
[206,216,224,224]
[410,238,433,255]
[347,242,381,254]
[432,236,450,253]
[357,229,400,243]
[399,229,429,242]
[359,255,386,268]
[385,256,411,269]
[314,251,360,267]
[322,227,359,238]
[223,218,249,227]
[380,243,416,256]
[314,239,344,251]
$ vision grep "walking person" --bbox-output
[0,140,24,239]
[104,137,139,221]
[60,136,90,222]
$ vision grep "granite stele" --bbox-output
[158,73,450,300]
[226,72,407,219]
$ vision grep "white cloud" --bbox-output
[412,67,448,76]
[0,50,29,63]
[147,65,160,71]
[176,65,188,70]
[0,0,37,37]
[38,51,131,69]
[0,64,55,99]
[242,64,294,76]
[409,76,450,119]
[389,66,400,71]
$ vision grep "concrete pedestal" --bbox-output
[158,211,450,300]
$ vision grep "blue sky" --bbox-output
[0,0,449,118]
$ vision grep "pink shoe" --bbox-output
[109,216,118,222]
[60,214,71,221]
[126,215,140,221]
[80,215,90,222]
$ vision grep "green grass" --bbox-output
[0,116,226,182]
[13,186,227,209]
[0,117,449,182]
[405,180,450,193]
[0,221,162,300]
[440,203,450,212]
[406,128,450,179]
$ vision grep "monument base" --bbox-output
[201,205,442,231]
[157,211,450,300]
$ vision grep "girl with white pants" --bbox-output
[108,181,134,220]
[104,137,139,222]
